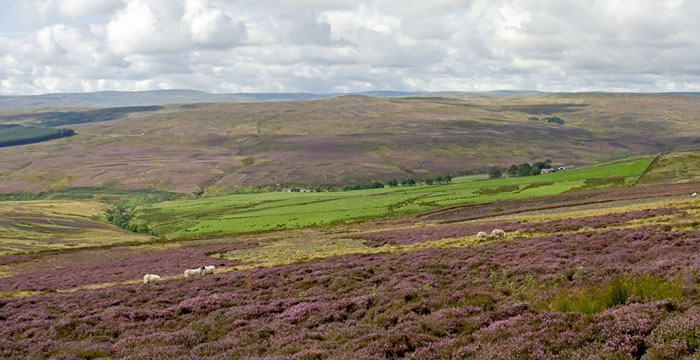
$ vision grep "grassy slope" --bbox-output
[0,200,152,255]
[133,157,653,238]
[637,149,700,185]
[0,93,698,194]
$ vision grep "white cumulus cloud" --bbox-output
[57,0,124,17]
[1,0,700,94]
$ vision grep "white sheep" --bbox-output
[476,231,488,240]
[143,274,161,284]
[184,268,203,277]
[693,192,697,198]
[201,265,216,275]
[491,229,506,238]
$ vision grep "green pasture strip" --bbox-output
[0,186,183,203]
[134,156,653,238]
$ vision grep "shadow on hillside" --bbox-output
[0,106,163,127]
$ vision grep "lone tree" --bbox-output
[488,166,502,179]
[435,175,453,184]
[507,164,519,177]
[518,163,533,177]
[387,179,398,187]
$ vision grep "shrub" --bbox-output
[544,116,564,124]
[401,178,416,186]
[370,181,385,189]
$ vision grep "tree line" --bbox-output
[342,175,453,191]
[0,126,75,147]
[488,160,553,179]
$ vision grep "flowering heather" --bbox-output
[516,207,685,234]
[420,182,699,222]
[1,224,699,359]
[0,242,255,291]
[357,222,520,247]
[358,206,684,247]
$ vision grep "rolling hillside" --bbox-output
[0,93,698,194]
[0,89,423,110]
[130,157,654,238]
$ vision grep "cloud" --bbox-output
[183,0,246,47]
[57,0,124,17]
[107,0,245,54]
[106,0,190,54]
[1,0,700,94]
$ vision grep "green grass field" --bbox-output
[133,156,653,238]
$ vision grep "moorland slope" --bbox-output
[0,93,698,194]
[1,175,698,359]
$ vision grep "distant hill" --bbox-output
[0,90,427,111]
[0,93,698,194]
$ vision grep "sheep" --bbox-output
[476,231,488,241]
[143,274,161,284]
[490,229,506,238]
[201,265,216,275]
[693,192,697,198]
[184,268,203,277]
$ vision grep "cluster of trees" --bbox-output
[0,126,75,148]
[423,175,452,185]
[344,178,417,191]
[528,116,565,125]
[489,160,553,179]
[341,175,454,191]
[104,205,151,234]
[386,179,409,187]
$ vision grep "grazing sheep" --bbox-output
[143,274,161,284]
[184,268,203,277]
[491,229,506,238]
[476,231,488,240]
[201,265,216,275]
[693,192,697,197]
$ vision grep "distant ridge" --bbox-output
[0,89,427,111]
[1,89,696,111]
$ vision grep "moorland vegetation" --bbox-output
[0,94,699,359]
[1,93,699,194]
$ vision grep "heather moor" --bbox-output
[2,1,700,359]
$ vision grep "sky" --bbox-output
[0,0,699,95]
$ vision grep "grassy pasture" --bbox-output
[133,157,653,238]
